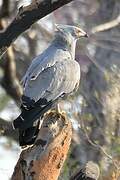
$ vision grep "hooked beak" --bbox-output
[77,28,88,38]
[84,33,89,38]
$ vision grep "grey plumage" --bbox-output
[22,49,80,103]
[13,24,87,146]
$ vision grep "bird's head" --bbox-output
[55,24,88,41]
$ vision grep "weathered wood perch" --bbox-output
[0,0,74,57]
[11,111,72,180]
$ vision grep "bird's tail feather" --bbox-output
[13,100,54,130]
[19,120,40,146]
[13,98,58,146]
[16,102,53,147]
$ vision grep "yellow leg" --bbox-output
[56,103,61,114]
[55,103,66,115]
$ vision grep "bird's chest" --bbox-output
[65,60,80,82]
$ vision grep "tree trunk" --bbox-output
[11,111,72,180]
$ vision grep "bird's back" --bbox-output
[22,42,79,101]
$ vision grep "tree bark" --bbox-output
[11,111,72,180]
[0,0,74,57]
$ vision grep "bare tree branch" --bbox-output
[91,15,120,34]
[0,0,10,18]
[1,46,23,104]
[0,0,74,57]
[0,118,18,142]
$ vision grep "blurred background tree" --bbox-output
[0,0,120,179]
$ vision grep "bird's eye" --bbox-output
[75,28,87,38]
[76,29,81,35]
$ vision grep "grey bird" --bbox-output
[12,24,88,146]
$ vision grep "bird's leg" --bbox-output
[55,102,66,116]
[56,103,61,114]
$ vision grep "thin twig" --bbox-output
[91,15,120,34]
